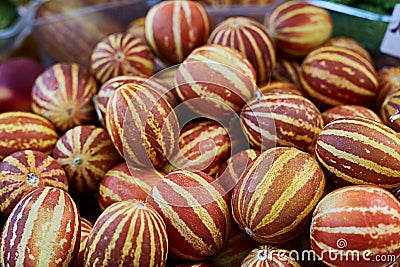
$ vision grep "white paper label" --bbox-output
[380,4,400,58]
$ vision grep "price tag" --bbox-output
[380,4,400,58]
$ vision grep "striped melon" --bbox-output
[272,59,301,86]
[0,150,68,217]
[231,147,326,244]
[315,117,400,191]
[0,111,58,161]
[175,44,257,119]
[90,32,155,83]
[31,62,98,133]
[321,104,381,125]
[299,46,378,109]
[0,187,80,267]
[71,217,93,267]
[210,226,258,267]
[240,93,323,152]
[264,1,332,59]
[162,119,231,177]
[310,185,400,267]
[208,16,276,83]
[105,83,179,168]
[147,170,231,261]
[53,125,121,194]
[145,0,211,65]
[95,75,178,125]
[84,200,168,267]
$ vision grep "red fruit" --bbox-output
[0,150,68,217]
[162,120,231,177]
[98,162,164,210]
[31,62,98,133]
[0,187,81,267]
[53,125,121,194]
[84,200,169,267]
[95,74,178,125]
[147,170,232,261]
[231,147,326,244]
[0,111,58,161]
[145,0,211,65]
[0,57,45,112]
[264,1,333,59]
[321,104,382,125]
[310,185,400,267]
[175,44,257,119]
[208,16,276,83]
[90,32,155,83]
[240,93,323,152]
[324,36,372,62]
[299,46,378,109]
[105,83,179,168]
[315,117,400,191]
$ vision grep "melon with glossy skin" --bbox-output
[324,36,372,62]
[175,44,257,119]
[315,117,400,191]
[0,187,81,267]
[95,75,178,125]
[310,185,400,267]
[98,162,164,210]
[105,83,179,168]
[90,32,155,83]
[162,120,231,177]
[0,150,68,217]
[0,111,58,161]
[240,93,323,152]
[208,16,276,83]
[145,0,211,65]
[147,170,232,261]
[84,200,168,267]
[53,125,121,194]
[31,62,98,133]
[264,1,333,59]
[299,46,378,109]
[321,104,382,125]
[231,147,326,244]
